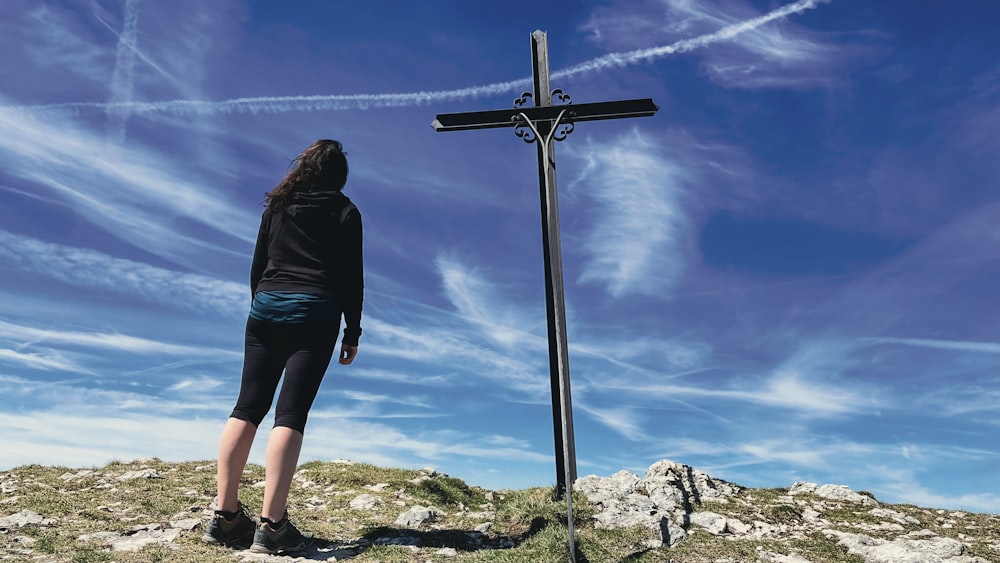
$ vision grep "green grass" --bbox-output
[1,459,997,562]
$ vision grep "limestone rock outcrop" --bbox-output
[575,459,994,562]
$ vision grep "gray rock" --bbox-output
[304,495,327,509]
[644,459,741,507]
[117,469,160,481]
[409,467,438,484]
[0,510,54,530]
[870,507,920,525]
[58,470,95,481]
[688,511,727,535]
[658,518,688,547]
[395,505,437,528]
[789,482,878,506]
[760,551,814,563]
[349,493,382,510]
[726,516,752,535]
[589,490,659,529]
[77,531,120,543]
[80,524,180,552]
[576,470,639,506]
[824,528,989,562]
[169,517,201,531]
[576,459,742,547]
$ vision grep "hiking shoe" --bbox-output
[202,504,255,548]
[249,516,313,554]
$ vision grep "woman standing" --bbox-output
[203,139,363,554]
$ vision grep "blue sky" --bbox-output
[1,0,998,514]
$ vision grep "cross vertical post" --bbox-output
[531,29,580,561]
[530,30,578,499]
[431,29,659,563]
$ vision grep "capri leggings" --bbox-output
[229,316,339,433]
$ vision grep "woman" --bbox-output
[203,139,363,554]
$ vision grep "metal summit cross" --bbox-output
[432,30,658,560]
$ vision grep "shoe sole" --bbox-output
[202,532,254,547]
[249,540,309,554]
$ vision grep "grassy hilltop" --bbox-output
[0,458,997,562]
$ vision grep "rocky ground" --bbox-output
[0,458,997,562]
[577,459,999,562]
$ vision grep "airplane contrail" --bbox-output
[10,0,828,116]
[553,0,829,79]
[106,0,140,141]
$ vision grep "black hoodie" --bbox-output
[250,190,363,345]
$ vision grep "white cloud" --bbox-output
[0,412,222,470]
[737,440,831,470]
[868,337,1000,354]
[577,0,836,89]
[362,317,548,395]
[875,467,1000,515]
[435,255,544,347]
[755,369,861,414]
[0,348,88,373]
[5,0,835,116]
[0,229,246,318]
[577,403,652,442]
[596,369,866,417]
[166,376,225,393]
[567,129,690,298]
[16,6,108,82]
[340,390,432,410]
[0,106,255,266]
[0,319,240,359]
[105,0,140,141]
[344,367,455,386]
[912,384,1000,421]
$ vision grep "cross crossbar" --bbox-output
[432,98,659,132]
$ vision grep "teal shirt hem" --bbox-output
[250,291,340,323]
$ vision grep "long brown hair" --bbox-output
[265,139,349,208]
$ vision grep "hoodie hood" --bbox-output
[284,190,352,217]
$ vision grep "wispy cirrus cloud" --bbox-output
[0,106,255,266]
[0,229,246,318]
[361,317,547,395]
[92,3,179,88]
[0,372,227,415]
[0,319,241,359]
[867,337,1000,354]
[566,129,690,298]
[106,0,140,141]
[576,403,652,442]
[6,0,832,116]
[340,390,433,410]
[13,6,108,84]
[0,406,550,486]
[0,348,88,373]
[913,384,1000,421]
[435,255,544,348]
[736,440,833,470]
[580,0,836,89]
[597,369,867,416]
[870,463,1000,515]
[0,411,222,470]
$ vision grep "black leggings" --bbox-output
[229,316,339,433]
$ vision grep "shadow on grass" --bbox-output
[242,516,553,560]
[360,514,548,552]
